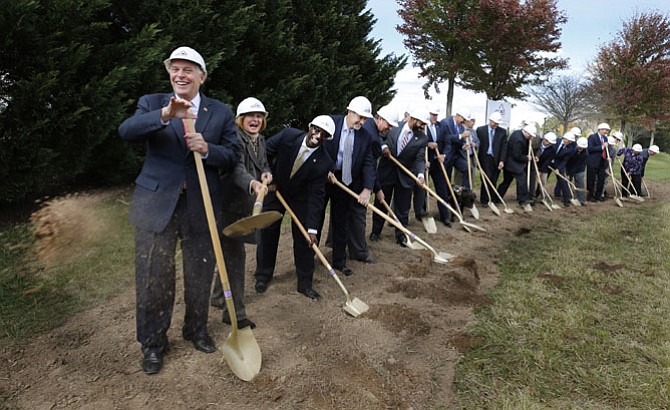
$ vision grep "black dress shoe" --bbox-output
[298,287,321,300]
[396,237,408,248]
[334,265,353,276]
[210,297,224,309]
[368,233,380,242]
[255,281,268,293]
[141,348,163,375]
[184,334,216,353]
[355,256,375,264]
[223,315,257,330]
[441,219,452,228]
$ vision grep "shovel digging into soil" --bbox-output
[548,167,582,207]
[183,119,261,382]
[379,198,425,250]
[332,179,454,263]
[222,179,282,238]
[275,191,369,317]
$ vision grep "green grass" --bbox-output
[453,193,670,408]
[0,190,135,345]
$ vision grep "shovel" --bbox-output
[275,191,369,317]
[222,179,282,237]
[614,155,644,202]
[605,148,630,206]
[182,119,261,382]
[332,179,454,264]
[642,177,651,198]
[530,149,556,211]
[387,154,486,232]
[464,139,480,219]
[433,145,470,231]
[548,166,582,207]
[471,150,501,216]
[379,198,425,250]
[420,148,438,233]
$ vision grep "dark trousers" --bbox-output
[587,159,608,199]
[211,226,253,321]
[371,182,413,242]
[255,193,315,291]
[497,168,531,204]
[346,201,370,260]
[135,194,214,351]
[479,155,500,204]
[324,180,354,267]
[620,169,642,197]
[428,160,451,221]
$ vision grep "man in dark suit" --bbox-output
[118,47,240,375]
[370,107,430,247]
[441,110,472,190]
[254,116,335,300]
[551,132,577,206]
[420,107,451,226]
[321,97,375,275]
[476,112,508,206]
[586,123,611,202]
[497,124,536,210]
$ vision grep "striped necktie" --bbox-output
[398,130,412,155]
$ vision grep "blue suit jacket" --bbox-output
[440,116,466,165]
[426,121,446,162]
[118,93,240,233]
[324,115,375,192]
[265,128,333,231]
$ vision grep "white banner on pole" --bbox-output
[486,100,512,129]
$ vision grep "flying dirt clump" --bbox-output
[30,193,105,264]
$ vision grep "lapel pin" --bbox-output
[204,107,208,112]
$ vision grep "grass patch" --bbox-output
[0,189,135,345]
[453,199,670,408]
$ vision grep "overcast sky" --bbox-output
[367,0,669,129]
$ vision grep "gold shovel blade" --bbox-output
[220,328,262,382]
[421,216,437,234]
[223,211,282,237]
[343,297,370,317]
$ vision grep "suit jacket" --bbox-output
[504,130,530,175]
[566,148,588,176]
[324,115,375,192]
[265,128,333,231]
[551,142,577,172]
[587,132,607,168]
[118,92,240,233]
[477,125,508,165]
[362,118,386,193]
[426,120,446,161]
[441,116,466,164]
[537,143,557,173]
[376,121,428,189]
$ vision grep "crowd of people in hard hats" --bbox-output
[120,47,661,375]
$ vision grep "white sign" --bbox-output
[486,100,512,129]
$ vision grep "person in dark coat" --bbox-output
[254,116,335,300]
[550,132,577,206]
[118,46,240,375]
[476,112,508,206]
[496,124,537,209]
[566,137,589,205]
[370,107,430,247]
[617,143,644,197]
[210,97,272,331]
[586,123,611,201]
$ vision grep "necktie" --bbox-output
[342,129,354,185]
[398,130,412,155]
[430,124,436,141]
[487,128,494,156]
[556,143,563,154]
[290,146,309,178]
[601,137,607,159]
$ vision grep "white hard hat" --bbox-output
[543,132,557,144]
[522,124,537,138]
[429,106,440,115]
[607,136,617,144]
[570,127,582,136]
[309,115,336,139]
[611,131,623,140]
[649,145,660,153]
[377,105,398,127]
[164,46,207,76]
[347,96,373,119]
[488,112,503,124]
[462,112,474,121]
[408,105,431,125]
[236,97,267,117]
[577,137,588,149]
[562,131,575,142]
[632,143,643,153]
[597,122,611,130]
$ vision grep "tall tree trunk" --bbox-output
[445,75,455,118]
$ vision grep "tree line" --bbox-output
[0,0,405,205]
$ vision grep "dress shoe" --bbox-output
[396,237,408,248]
[141,347,163,375]
[441,219,452,228]
[223,315,257,330]
[355,256,375,264]
[183,334,216,353]
[334,265,353,276]
[481,202,489,208]
[368,233,380,242]
[597,197,606,202]
[255,280,268,294]
[298,287,321,300]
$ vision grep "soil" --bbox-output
[1,181,665,410]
